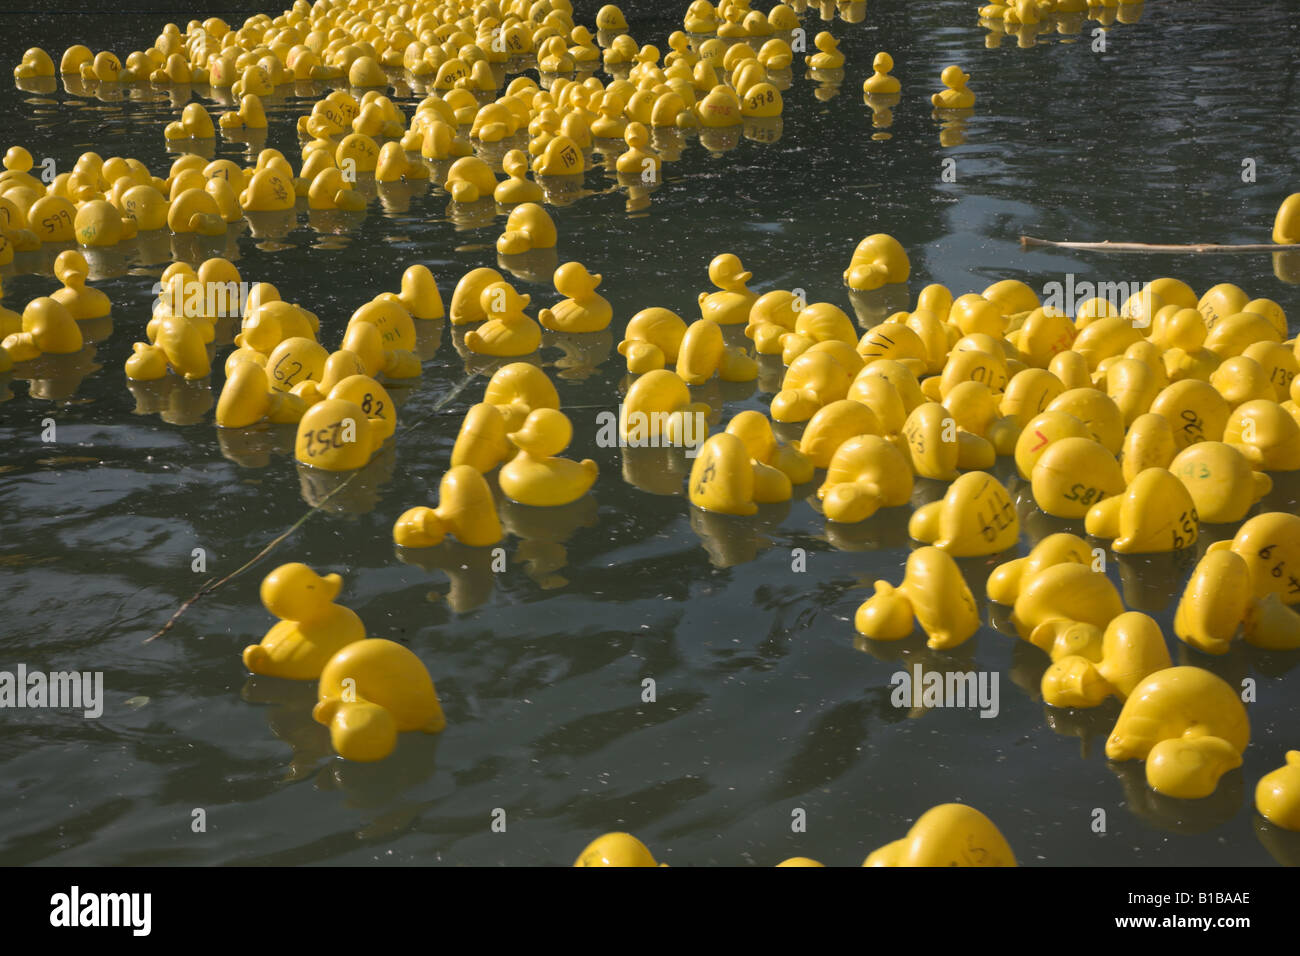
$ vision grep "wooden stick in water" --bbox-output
[1020,236,1300,253]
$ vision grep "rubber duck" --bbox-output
[697,84,743,127]
[51,251,111,319]
[125,314,209,381]
[819,434,913,523]
[236,301,319,355]
[450,364,561,472]
[1206,512,1300,604]
[219,93,268,130]
[1011,562,1125,644]
[497,202,557,254]
[781,303,859,363]
[1031,436,1125,518]
[1255,752,1300,831]
[618,307,687,372]
[770,349,856,422]
[1274,193,1300,245]
[615,122,662,180]
[1041,612,1172,708]
[574,832,660,867]
[394,465,503,548]
[494,149,544,205]
[532,135,585,176]
[931,65,974,109]
[164,102,216,140]
[848,370,912,435]
[538,261,612,333]
[13,48,56,79]
[689,431,790,514]
[684,1,720,34]
[1225,399,1300,470]
[1172,550,1251,656]
[791,400,879,471]
[241,563,366,681]
[1085,467,1198,553]
[1107,667,1249,799]
[1,297,83,361]
[910,471,1019,556]
[897,401,958,480]
[694,253,755,326]
[1045,387,1125,453]
[396,265,444,321]
[312,639,445,763]
[1168,441,1270,523]
[757,38,792,71]
[986,532,1094,607]
[293,398,387,471]
[725,411,813,486]
[744,290,801,354]
[676,318,758,384]
[216,361,307,428]
[620,369,711,450]
[806,32,844,70]
[843,234,910,291]
[464,281,541,357]
[443,156,497,203]
[73,199,136,248]
[498,408,598,506]
[1244,594,1300,651]
[855,547,980,650]
[864,804,1015,867]
[449,268,504,325]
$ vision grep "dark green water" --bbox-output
[2,0,1300,866]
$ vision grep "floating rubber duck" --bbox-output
[931,65,974,110]
[910,471,1019,556]
[676,318,758,384]
[725,411,813,486]
[1274,193,1300,244]
[697,84,743,127]
[1224,399,1300,470]
[1011,562,1125,644]
[396,265,444,321]
[843,234,910,291]
[1257,752,1300,831]
[1172,550,1251,656]
[13,48,56,79]
[219,93,268,130]
[164,102,216,140]
[216,361,307,428]
[313,639,446,763]
[497,202,557,254]
[806,32,844,70]
[696,253,756,325]
[1167,441,1270,523]
[1,297,83,361]
[499,408,598,506]
[1085,467,1198,553]
[574,832,661,867]
[464,281,541,357]
[450,364,561,472]
[242,563,366,681]
[781,302,859,363]
[818,434,912,523]
[689,431,790,514]
[444,156,498,203]
[770,349,857,423]
[494,150,544,205]
[899,401,960,480]
[1031,436,1125,518]
[394,465,503,548]
[293,398,387,471]
[986,532,1094,607]
[125,314,209,381]
[538,261,612,333]
[1244,593,1300,651]
[1206,512,1300,604]
[51,251,111,319]
[449,267,505,325]
[532,135,586,176]
[619,369,711,451]
[618,307,688,373]
[615,122,662,180]
[1107,667,1249,799]
[1041,612,1172,708]
[855,547,979,650]
[864,805,1015,867]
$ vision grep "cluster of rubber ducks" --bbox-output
[978,0,1148,45]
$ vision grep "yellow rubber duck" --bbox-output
[843,234,910,291]
[744,290,801,354]
[1106,667,1249,799]
[13,48,55,79]
[1010,562,1125,644]
[697,253,756,325]
[236,300,319,355]
[2,297,83,361]
[494,149,544,205]
[863,52,900,94]
[51,250,111,319]
[805,32,844,70]
[444,156,498,203]
[910,471,1018,556]
[931,65,974,109]
[689,431,790,514]
[795,399,882,470]
[499,409,598,506]
[1225,399,1300,470]
[394,465,503,548]
[1085,467,1199,553]
[313,639,446,763]
[1041,612,1172,708]
[781,303,859,363]
[776,857,824,867]
[619,368,711,450]
[1244,593,1300,651]
[1119,411,1176,483]
[864,804,1015,866]
[855,547,979,650]
[1274,193,1300,244]
[683,1,719,34]
[1149,378,1230,450]
[464,281,541,357]
[1173,549,1252,656]
[1168,441,1270,523]
[725,410,814,486]
[1031,436,1125,518]
[1257,752,1300,831]
[697,84,743,127]
[538,261,612,333]
[215,361,306,428]
[396,265,444,321]
[532,135,585,176]
[293,398,387,471]
[770,349,856,423]
[676,317,758,384]
[616,121,662,179]
[619,308,687,372]
[818,434,912,523]
[986,532,1094,607]
[164,102,216,140]
[219,93,268,130]
[596,5,630,33]
[497,202,557,255]
[450,372,561,475]
[1206,512,1300,604]
[242,563,366,681]
[125,315,209,381]
[574,832,661,867]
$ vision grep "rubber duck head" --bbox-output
[508,407,572,458]
[261,562,342,621]
[574,832,659,866]
[941,65,970,89]
[553,260,600,298]
[480,280,530,319]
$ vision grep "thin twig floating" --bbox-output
[143,368,483,644]
[1020,236,1300,253]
